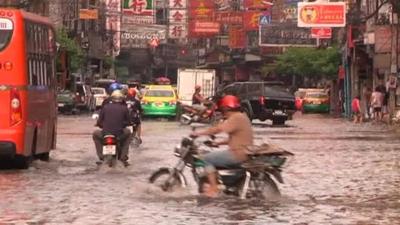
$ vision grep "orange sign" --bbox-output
[243,11,261,31]
[297,2,345,27]
[79,9,98,20]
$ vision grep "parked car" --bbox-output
[91,87,108,109]
[141,85,177,118]
[216,81,296,125]
[57,90,77,114]
[75,82,96,111]
[302,90,330,113]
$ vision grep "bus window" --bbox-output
[0,18,13,51]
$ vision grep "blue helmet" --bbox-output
[109,82,122,93]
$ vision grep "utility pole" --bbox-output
[389,6,399,122]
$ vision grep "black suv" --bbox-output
[217,82,296,125]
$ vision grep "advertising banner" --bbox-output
[215,11,243,25]
[121,25,166,48]
[297,2,346,27]
[259,23,316,47]
[229,27,246,49]
[243,11,261,31]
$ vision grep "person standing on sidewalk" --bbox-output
[352,96,362,123]
[370,87,384,122]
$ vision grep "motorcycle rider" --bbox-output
[190,95,253,197]
[191,85,208,118]
[126,88,143,143]
[92,89,132,167]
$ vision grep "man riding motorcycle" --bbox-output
[126,88,143,144]
[92,89,132,167]
[191,85,209,118]
[190,95,253,197]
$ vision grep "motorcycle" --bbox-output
[102,134,121,167]
[149,134,294,199]
[180,100,222,125]
[126,99,142,148]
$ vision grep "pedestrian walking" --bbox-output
[363,86,372,120]
[370,87,384,122]
[352,96,362,123]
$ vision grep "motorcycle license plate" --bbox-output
[274,110,284,115]
[58,103,65,107]
[103,145,116,155]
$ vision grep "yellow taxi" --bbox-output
[141,85,178,117]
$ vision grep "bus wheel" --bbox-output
[15,155,32,169]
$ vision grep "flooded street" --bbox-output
[1,114,400,225]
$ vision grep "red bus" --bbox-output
[0,9,57,168]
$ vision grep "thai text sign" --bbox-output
[259,23,316,47]
[244,0,273,9]
[79,9,98,19]
[297,2,345,27]
[311,28,332,39]
[121,25,166,48]
[215,11,243,25]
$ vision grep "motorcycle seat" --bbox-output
[246,143,294,156]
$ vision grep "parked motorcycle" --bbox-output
[180,101,222,125]
[149,134,294,199]
[102,134,121,167]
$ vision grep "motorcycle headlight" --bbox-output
[174,144,183,156]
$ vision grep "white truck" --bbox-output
[177,68,217,105]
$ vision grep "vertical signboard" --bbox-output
[229,27,246,49]
[105,0,121,56]
[243,11,261,31]
[169,0,187,39]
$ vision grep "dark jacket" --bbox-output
[126,96,143,124]
[97,101,130,136]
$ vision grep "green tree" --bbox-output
[268,47,341,82]
[56,28,84,73]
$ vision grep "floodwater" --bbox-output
[0,113,399,225]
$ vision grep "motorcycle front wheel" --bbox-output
[179,114,192,125]
[149,168,184,192]
[257,175,281,200]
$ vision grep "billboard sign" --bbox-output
[259,23,316,47]
[215,11,243,25]
[121,25,166,48]
[297,2,346,27]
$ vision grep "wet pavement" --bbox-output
[1,113,400,225]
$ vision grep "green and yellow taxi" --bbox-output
[302,91,330,113]
[141,85,177,117]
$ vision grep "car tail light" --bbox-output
[105,137,115,145]
[10,88,22,126]
[259,96,265,106]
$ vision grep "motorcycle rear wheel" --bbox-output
[104,155,114,167]
[149,168,183,192]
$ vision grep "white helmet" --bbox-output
[111,90,124,102]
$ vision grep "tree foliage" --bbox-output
[270,47,341,80]
[56,28,84,73]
